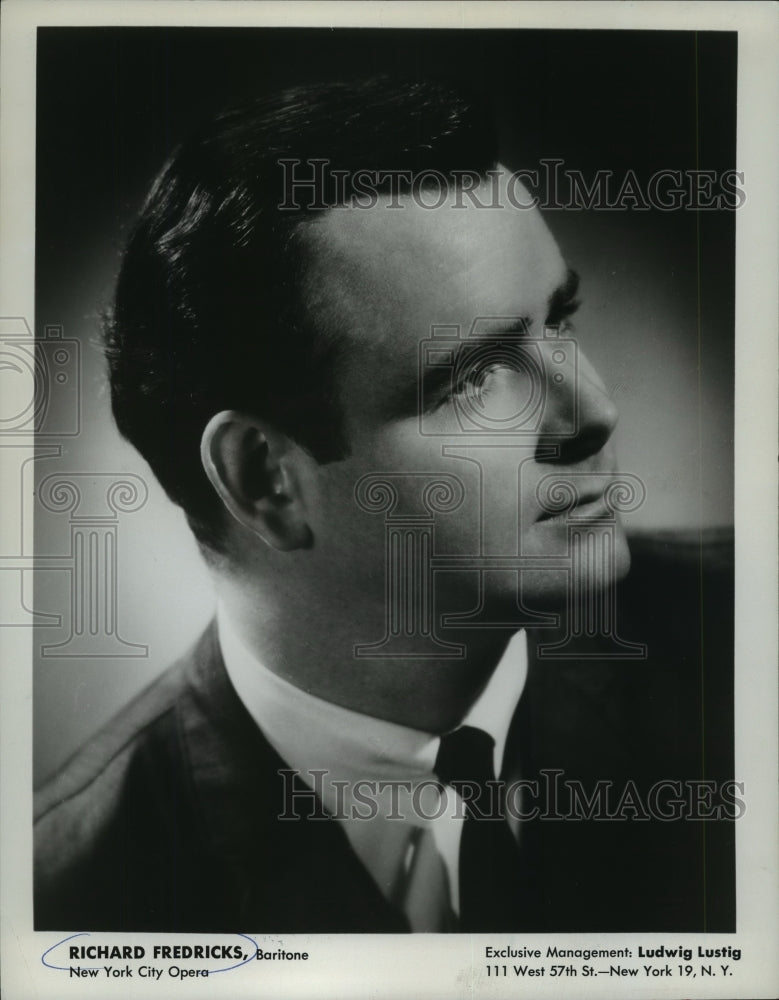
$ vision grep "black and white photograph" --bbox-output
[1,2,777,999]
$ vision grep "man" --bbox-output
[34,78,734,933]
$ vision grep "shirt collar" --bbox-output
[217,604,528,782]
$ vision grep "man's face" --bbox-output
[299,168,629,627]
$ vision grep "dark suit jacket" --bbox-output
[34,532,735,932]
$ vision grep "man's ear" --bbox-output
[200,411,313,551]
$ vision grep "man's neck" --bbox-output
[216,576,515,734]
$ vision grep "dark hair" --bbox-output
[104,77,497,550]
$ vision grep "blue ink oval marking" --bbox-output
[42,932,91,971]
[209,934,257,974]
[41,931,259,975]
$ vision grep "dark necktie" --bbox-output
[435,725,526,931]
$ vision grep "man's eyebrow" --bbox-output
[546,267,581,323]
[384,270,581,422]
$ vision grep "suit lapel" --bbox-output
[175,624,409,932]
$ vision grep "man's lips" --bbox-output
[535,477,616,523]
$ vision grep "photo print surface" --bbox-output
[30,26,737,938]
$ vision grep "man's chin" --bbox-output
[431,524,632,627]
[486,522,633,612]
[519,525,632,608]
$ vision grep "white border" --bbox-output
[1,3,777,999]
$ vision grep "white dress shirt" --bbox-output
[218,607,528,931]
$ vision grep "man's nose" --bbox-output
[535,348,618,464]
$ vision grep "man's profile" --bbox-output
[33,77,734,933]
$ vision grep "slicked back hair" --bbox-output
[104,77,498,550]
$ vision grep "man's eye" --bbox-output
[427,362,499,414]
[451,361,502,401]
